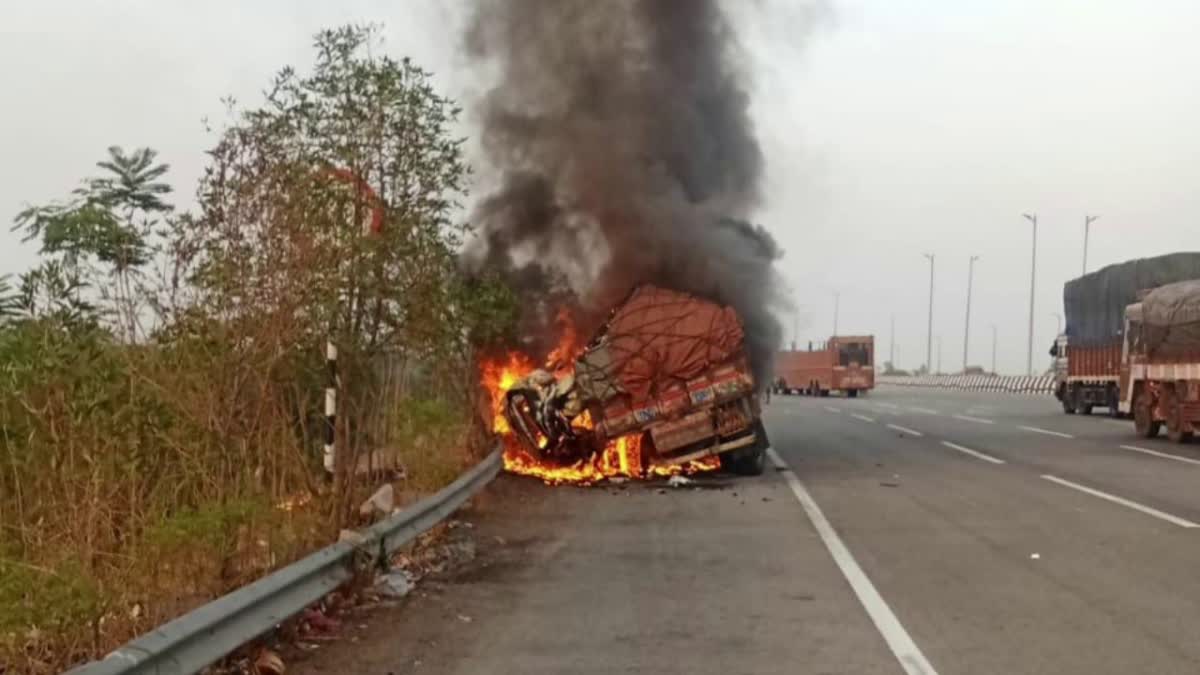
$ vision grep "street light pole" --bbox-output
[890,314,896,368]
[1083,214,1100,276]
[963,255,979,372]
[937,336,943,375]
[1022,213,1038,375]
[924,253,935,374]
[1052,313,1063,335]
[991,324,998,375]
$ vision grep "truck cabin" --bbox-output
[1050,333,1068,358]
[831,338,872,367]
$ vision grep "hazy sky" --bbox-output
[3,1,1197,374]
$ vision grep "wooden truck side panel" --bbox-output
[1066,341,1122,380]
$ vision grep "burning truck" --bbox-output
[488,285,770,482]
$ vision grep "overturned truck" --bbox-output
[504,285,770,476]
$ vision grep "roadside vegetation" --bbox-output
[0,25,516,673]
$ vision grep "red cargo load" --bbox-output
[574,285,746,405]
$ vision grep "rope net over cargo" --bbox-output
[573,285,746,406]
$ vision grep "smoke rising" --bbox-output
[463,0,785,384]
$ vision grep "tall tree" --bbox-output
[13,146,172,339]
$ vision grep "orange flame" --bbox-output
[482,314,720,486]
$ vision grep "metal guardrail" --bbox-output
[66,449,503,675]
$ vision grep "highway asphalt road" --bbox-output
[295,386,1200,674]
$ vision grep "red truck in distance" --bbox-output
[773,336,875,398]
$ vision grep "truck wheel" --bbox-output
[1167,427,1193,444]
[722,420,768,476]
[1107,387,1123,419]
[1068,385,1093,415]
[1134,394,1161,439]
[847,389,859,399]
[1062,387,1077,415]
[1165,389,1192,444]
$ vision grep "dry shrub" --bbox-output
[0,24,516,674]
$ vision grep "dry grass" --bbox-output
[0,325,487,674]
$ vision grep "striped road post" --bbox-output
[324,340,338,474]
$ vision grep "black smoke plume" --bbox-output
[463,0,785,384]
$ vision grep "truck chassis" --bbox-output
[1125,363,1200,443]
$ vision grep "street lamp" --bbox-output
[923,253,935,374]
[1022,213,1038,375]
[1052,312,1063,335]
[1083,214,1100,275]
[963,255,980,372]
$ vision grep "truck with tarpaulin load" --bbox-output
[773,336,875,398]
[1055,253,1200,416]
[1122,279,1200,441]
[503,284,770,475]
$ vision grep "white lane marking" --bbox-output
[1041,474,1200,528]
[879,402,901,410]
[941,441,1006,465]
[952,414,995,425]
[887,424,924,437]
[1121,445,1200,467]
[824,406,842,414]
[851,413,877,423]
[908,407,940,415]
[769,449,939,675]
[1019,425,1074,439]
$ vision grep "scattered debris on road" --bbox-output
[253,648,286,675]
[378,570,415,599]
[358,484,396,518]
